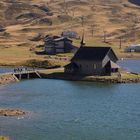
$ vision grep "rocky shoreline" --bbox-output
[1,69,140,85]
[0,109,26,117]
[0,74,18,85]
[40,72,140,84]
[0,136,10,140]
[85,77,140,83]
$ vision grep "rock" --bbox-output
[0,109,26,117]
[0,136,10,140]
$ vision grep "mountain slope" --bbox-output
[0,0,140,56]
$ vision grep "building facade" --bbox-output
[61,31,79,39]
[125,44,140,52]
[65,46,119,76]
[44,36,75,55]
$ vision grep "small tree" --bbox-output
[119,37,122,49]
[127,13,138,42]
[72,8,75,17]
[63,0,68,15]
[79,15,86,27]
[89,24,97,37]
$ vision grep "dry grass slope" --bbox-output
[0,136,10,140]
[0,0,140,65]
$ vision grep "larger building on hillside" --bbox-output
[65,42,119,76]
[124,44,140,52]
[61,31,79,39]
[44,36,76,55]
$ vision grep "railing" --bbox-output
[13,70,41,80]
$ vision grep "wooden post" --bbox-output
[103,30,107,43]
[119,37,122,49]
[35,71,42,78]
[19,74,21,80]
[13,74,19,82]
[80,16,85,27]
[27,73,30,79]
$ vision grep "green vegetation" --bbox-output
[25,59,60,68]
[39,68,64,75]
[88,71,140,80]
[39,68,140,83]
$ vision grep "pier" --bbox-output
[0,67,64,85]
[1,70,42,81]
[14,70,41,80]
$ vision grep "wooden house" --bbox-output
[61,31,79,39]
[44,36,76,55]
[125,44,140,52]
[65,46,119,76]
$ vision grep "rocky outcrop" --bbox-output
[40,72,140,84]
[0,0,51,26]
[0,74,18,85]
[0,109,26,117]
[0,136,10,140]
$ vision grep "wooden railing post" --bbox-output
[27,73,30,79]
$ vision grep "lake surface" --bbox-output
[0,67,14,73]
[118,59,140,73]
[0,60,140,140]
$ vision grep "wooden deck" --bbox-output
[1,70,42,80]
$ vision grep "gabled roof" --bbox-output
[54,37,72,42]
[110,61,120,68]
[71,46,118,61]
[45,36,72,43]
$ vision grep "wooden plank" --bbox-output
[35,71,42,78]
[12,74,20,81]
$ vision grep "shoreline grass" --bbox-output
[39,68,140,84]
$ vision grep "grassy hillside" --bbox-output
[0,0,140,65]
[0,136,10,140]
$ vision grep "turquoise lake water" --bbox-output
[0,60,140,140]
